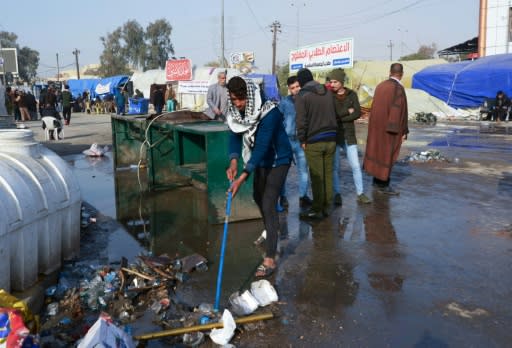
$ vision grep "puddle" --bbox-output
[62,123,512,346]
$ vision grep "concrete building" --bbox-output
[479,0,512,56]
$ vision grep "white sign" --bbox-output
[289,38,354,73]
[95,82,111,95]
[177,80,210,94]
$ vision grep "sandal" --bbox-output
[255,263,276,278]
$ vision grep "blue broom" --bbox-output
[214,185,233,312]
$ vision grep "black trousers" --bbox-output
[253,164,290,259]
[63,106,72,122]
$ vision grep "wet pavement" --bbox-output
[61,118,512,347]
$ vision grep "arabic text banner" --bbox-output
[178,80,209,94]
[289,38,354,73]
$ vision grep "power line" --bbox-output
[243,0,270,40]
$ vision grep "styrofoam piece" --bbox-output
[250,279,278,307]
[229,290,259,316]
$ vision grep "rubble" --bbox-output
[402,149,449,163]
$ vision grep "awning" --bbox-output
[438,37,478,56]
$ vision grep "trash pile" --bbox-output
[38,251,278,346]
[415,112,437,124]
[402,149,449,163]
[39,252,208,346]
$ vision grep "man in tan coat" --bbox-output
[363,63,408,195]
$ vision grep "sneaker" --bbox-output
[334,193,342,206]
[377,186,400,196]
[279,196,289,208]
[299,209,324,220]
[299,195,313,207]
[357,193,372,204]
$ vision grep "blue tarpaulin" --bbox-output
[247,73,281,102]
[67,79,100,98]
[412,54,512,108]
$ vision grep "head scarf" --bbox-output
[226,78,276,164]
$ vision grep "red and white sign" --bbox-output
[166,59,192,81]
[289,38,354,73]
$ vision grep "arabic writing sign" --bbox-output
[177,80,209,94]
[289,38,354,73]
[166,59,192,81]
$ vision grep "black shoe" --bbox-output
[299,195,313,208]
[334,193,342,206]
[377,186,400,195]
[279,196,289,208]
[299,209,324,220]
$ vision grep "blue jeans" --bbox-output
[333,142,364,195]
[282,138,309,197]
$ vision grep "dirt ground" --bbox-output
[28,115,512,347]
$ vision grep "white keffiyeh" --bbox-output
[226,78,276,164]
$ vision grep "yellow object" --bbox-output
[0,289,39,333]
[135,312,274,341]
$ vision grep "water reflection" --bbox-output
[364,194,404,293]
[295,219,359,315]
[113,169,268,302]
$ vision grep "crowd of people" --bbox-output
[222,63,409,277]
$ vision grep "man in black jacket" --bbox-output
[295,68,338,219]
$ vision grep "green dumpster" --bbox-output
[111,114,260,223]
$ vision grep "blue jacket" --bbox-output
[229,107,292,173]
[278,95,297,139]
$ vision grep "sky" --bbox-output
[1,0,479,78]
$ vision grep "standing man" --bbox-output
[225,76,292,277]
[329,69,371,205]
[62,85,72,125]
[363,63,409,195]
[278,75,312,208]
[205,71,228,121]
[115,87,126,115]
[151,85,165,114]
[295,68,338,219]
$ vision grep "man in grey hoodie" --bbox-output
[295,68,338,219]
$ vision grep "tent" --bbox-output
[94,75,130,98]
[130,69,167,100]
[67,78,100,98]
[412,54,512,108]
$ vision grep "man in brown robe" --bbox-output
[363,63,408,195]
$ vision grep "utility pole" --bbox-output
[72,49,80,79]
[291,1,305,48]
[56,53,60,81]
[221,0,226,68]
[387,40,394,61]
[270,21,281,75]
[0,40,5,85]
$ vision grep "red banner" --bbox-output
[166,59,192,81]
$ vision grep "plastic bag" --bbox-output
[209,309,236,345]
[229,290,259,316]
[250,279,278,307]
[77,312,135,348]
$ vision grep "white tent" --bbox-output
[130,69,167,100]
